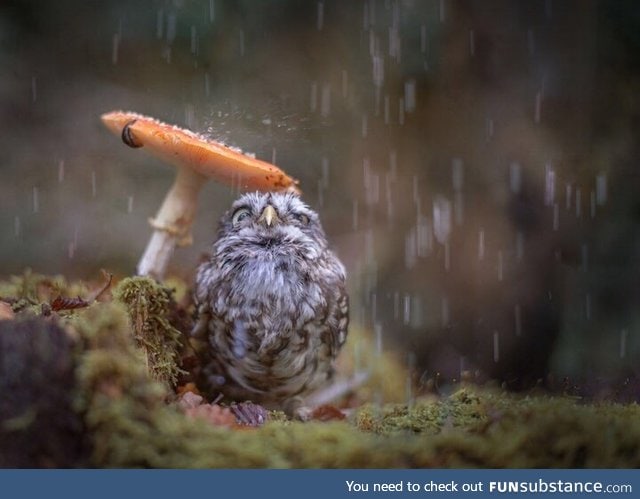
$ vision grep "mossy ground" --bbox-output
[1,273,639,468]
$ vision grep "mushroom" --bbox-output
[101,111,300,279]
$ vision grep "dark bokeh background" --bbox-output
[1,0,639,397]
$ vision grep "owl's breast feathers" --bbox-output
[194,244,348,405]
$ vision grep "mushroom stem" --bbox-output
[137,167,206,279]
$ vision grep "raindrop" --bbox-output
[31,76,37,103]
[317,1,324,31]
[534,91,542,124]
[515,231,524,261]
[58,160,65,183]
[389,150,397,181]
[565,183,572,210]
[493,331,500,363]
[553,203,559,231]
[439,0,446,23]
[403,294,411,325]
[317,179,324,208]
[575,188,582,218]
[497,250,503,281]
[453,192,463,226]
[385,174,394,221]
[341,70,348,98]
[321,157,329,188]
[393,291,399,320]
[596,173,607,205]
[444,241,450,271]
[320,84,331,118]
[620,329,628,359]
[372,54,384,88]
[469,29,475,56]
[478,229,485,260]
[156,9,164,38]
[363,157,380,205]
[411,295,424,328]
[544,163,555,205]
[112,33,120,64]
[416,214,432,257]
[441,296,449,327]
[368,29,376,57]
[514,304,522,336]
[32,186,39,213]
[509,162,522,193]
[127,195,134,213]
[190,26,197,54]
[420,24,427,53]
[166,13,177,44]
[370,292,377,323]
[404,79,416,113]
[14,216,21,238]
[209,0,215,23]
[68,227,79,259]
[452,158,464,191]
[271,147,277,165]
[363,2,369,28]
[406,229,417,268]
[486,117,494,141]
[238,30,245,57]
[383,95,390,124]
[162,46,172,64]
[374,322,383,355]
[432,196,452,244]
[352,200,359,230]
[91,171,97,198]
[406,353,415,407]
[309,82,319,113]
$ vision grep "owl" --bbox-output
[192,192,348,415]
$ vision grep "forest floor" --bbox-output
[1,271,639,468]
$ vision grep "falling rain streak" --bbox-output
[112,33,120,64]
[317,2,324,31]
[619,329,628,359]
[32,187,39,213]
[31,76,37,102]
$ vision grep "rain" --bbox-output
[2,0,639,417]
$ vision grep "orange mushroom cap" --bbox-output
[101,111,300,194]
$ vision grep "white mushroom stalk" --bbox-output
[101,111,300,280]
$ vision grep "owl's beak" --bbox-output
[258,204,280,227]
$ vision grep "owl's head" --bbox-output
[214,192,329,260]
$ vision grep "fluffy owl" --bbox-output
[192,192,348,414]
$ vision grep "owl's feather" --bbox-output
[193,192,348,412]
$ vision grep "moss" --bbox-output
[112,277,184,387]
[3,272,640,468]
[0,269,89,315]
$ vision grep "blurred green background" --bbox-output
[1,0,638,396]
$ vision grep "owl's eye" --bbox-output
[294,213,310,225]
[232,208,251,226]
